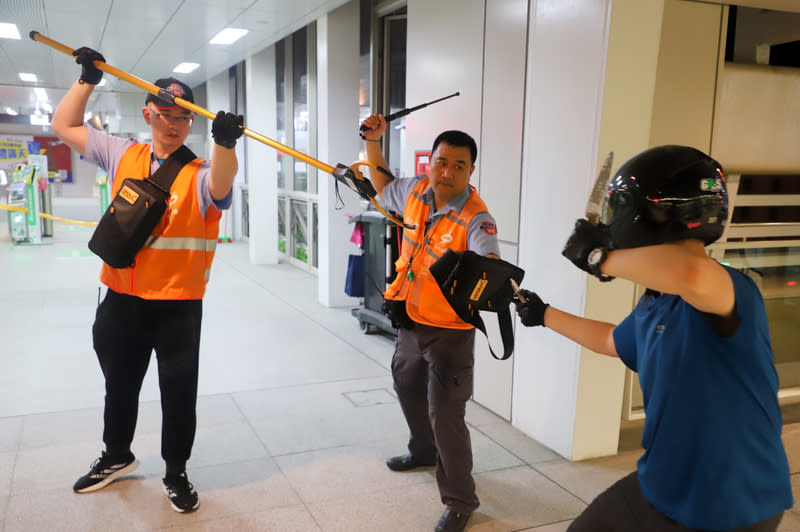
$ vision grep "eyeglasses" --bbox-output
[148,106,194,126]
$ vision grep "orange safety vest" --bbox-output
[99,143,221,300]
[384,178,490,329]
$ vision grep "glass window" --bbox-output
[359,0,374,122]
[276,40,286,190]
[384,15,406,178]
[726,7,800,68]
[720,173,800,391]
[293,27,309,193]
[291,199,308,263]
[312,201,319,268]
[278,196,287,253]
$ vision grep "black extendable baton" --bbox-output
[359,92,460,139]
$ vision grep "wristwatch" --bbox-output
[587,247,605,267]
[587,247,614,282]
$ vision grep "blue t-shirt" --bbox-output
[613,266,792,529]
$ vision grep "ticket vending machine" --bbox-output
[96,167,110,216]
[7,168,28,242]
[29,153,51,238]
[6,161,45,244]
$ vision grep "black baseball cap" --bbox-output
[145,78,194,109]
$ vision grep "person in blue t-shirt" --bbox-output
[514,146,792,532]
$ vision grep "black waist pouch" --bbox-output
[382,298,415,330]
[429,249,525,360]
[88,145,196,269]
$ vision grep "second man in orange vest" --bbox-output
[361,113,501,532]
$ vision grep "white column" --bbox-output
[245,47,279,264]
[206,71,241,241]
[316,0,361,307]
[514,0,667,460]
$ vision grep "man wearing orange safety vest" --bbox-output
[51,46,243,513]
[361,114,500,532]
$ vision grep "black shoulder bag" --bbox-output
[88,145,197,269]
[429,250,525,360]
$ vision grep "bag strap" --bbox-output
[467,307,515,361]
[147,145,197,194]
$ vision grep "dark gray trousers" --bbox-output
[568,471,784,532]
[392,324,479,514]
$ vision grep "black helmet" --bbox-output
[601,145,728,249]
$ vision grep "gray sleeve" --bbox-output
[83,127,135,183]
[380,176,423,213]
[467,211,501,257]
[196,160,232,218]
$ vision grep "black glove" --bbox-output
[562,218,615,282]
[72,47,105,85]
[211,111,244,149]
[514,289,549,327]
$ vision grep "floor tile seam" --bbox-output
[224,373,394,400]
[0,482,9,531]
[5,425,22,501]
[510,517,574,532]
[469,423,561,469]
[228,393,276,458]
[297,474,437,507]
[266,440,385,460]
[528,464,594,506]
[214,256,392,374]
[3,374,393,428]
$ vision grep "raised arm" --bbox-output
[562,219,734,317]
[359,113,393,197]
[50,80,93,155]
[50,47,106,155]
[208,111,244,200]
[602,241,734,316]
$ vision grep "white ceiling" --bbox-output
[0,0,349,118]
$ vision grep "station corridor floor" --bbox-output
[2,197,800,531]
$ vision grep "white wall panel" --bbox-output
[405,0,484,176]
[245,46,279,264]
[478,0,528,245]
[206,70,242,241]
[514,0,614,459]
[316,0,361,307]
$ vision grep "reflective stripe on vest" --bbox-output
[144,235,218,252]
[384,177,490,329]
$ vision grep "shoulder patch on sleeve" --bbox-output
[480,221,497,235]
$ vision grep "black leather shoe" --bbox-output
[435,508,471,532]
[385,453,435,471]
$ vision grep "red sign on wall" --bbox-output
[415,151,431,176]
[34,136,72,182]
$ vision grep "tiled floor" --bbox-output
[1,197,799,531]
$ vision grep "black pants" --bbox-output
[568,471,784,532]
[92,288,202,466]
[392,324,479,514]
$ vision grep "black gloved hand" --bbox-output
[562,218,615,282]
[514,289,549,327]
[211,111,244,149]
[72,47,105,85]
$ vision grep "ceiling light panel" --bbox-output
[209,28,248,45]
[173,62,200,74]
[0,23,21,39]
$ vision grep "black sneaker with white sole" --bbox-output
[163,472,199,513]
[73,451,139,493]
